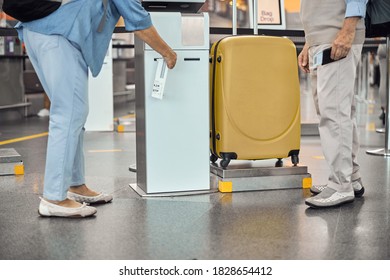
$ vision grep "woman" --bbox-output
[16,0,177,218]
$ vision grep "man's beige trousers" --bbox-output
[309,44,363,193]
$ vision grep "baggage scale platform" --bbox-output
[211,160,312,193]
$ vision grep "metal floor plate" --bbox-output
[0,148,22,163]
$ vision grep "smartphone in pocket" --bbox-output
[313,47,346,68]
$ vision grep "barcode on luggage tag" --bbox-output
[152,59,168,100]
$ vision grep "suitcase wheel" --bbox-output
[275,158,283,167]
[220,159,230,168]
[291,154,299,166]
[210,154,218,163]
[219,152,237,168]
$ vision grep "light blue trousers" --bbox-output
[23,29,89,201]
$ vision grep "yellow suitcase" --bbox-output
[210,35,301,168]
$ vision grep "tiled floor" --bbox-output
[0,82,389,260]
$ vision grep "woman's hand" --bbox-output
[163,49,177,69]
[135,26,177,69]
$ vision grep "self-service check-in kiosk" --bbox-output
[130,1,210,196]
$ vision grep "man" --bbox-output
[16,0,177,217]
[298,0,367,208]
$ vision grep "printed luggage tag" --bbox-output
[152,58,168,100]
[312,47,345,70]
[312,50,323,69]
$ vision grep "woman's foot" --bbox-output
[69,184,100,196]
[67,184,113,204]
[49,198,83,208]
[38,197,97,218]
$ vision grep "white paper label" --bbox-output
[152,58,168,100]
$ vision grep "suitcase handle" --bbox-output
[232,0,258,35]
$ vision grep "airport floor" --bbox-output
[0,86,390,260]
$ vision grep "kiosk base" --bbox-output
[129,183,218,198]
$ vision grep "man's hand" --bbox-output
[298,43,310,73]
[331,17,360,60]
